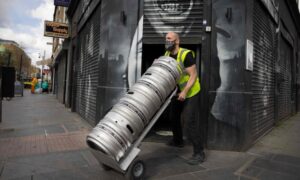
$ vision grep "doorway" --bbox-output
[141,43,202,143]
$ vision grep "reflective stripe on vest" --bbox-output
[164,48,201,98]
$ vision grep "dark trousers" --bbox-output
[170,93,203,154]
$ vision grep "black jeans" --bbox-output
[170,93,203,154]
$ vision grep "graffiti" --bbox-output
[85,74,91,119]
[80,44,83,73]
[257,30,271,122]
[87,24,94,56]
[144,0,197,36]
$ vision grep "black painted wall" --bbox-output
[0,67,2,123]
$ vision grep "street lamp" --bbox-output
[38,50,46,88]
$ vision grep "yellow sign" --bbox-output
[44,21,69,38]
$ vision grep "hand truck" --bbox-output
[89,88,177,179]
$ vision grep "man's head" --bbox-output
[165,32,180,53]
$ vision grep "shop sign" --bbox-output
[44,21,69,38]
[54,0,70,7]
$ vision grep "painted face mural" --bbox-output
[127,16,143,88]
[210,0,246,126]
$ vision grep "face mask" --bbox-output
[165,40,176,51]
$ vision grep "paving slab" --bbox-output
[257,169,299,180]
[272,154,300,167]
[32,166,111,180]
[0,161,57,179]
[251,157,300,178]
[144,154,206,179]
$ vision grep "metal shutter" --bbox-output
[54,66,58,94]
[143,0,204,44]
[0,67,1,122]
[277,37,292,120]
[57,55,66,103]
[75,5,101,125]
[298,49,300,112]
[251,0,276,141]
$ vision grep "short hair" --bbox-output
[166,31,180,40]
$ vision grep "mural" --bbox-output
[98,0,140,118]
[127,16,143,88]
[208,0,246,149]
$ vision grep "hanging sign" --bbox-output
[44,21,69,38]
[54,0,70,7]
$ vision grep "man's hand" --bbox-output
[177,91,187,101]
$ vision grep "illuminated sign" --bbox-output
[54,0,70,7]
[44,21,69,38]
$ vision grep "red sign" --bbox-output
[43,69,50,74]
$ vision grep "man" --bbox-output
[164,32,205,165]
[42,80,49,93]
[31,77,38,94]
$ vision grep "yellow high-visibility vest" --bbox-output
[165,48,201,98]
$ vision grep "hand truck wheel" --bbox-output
[126,159,146,180]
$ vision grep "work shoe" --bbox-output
[166,140,184,148]
[187,152,205,165]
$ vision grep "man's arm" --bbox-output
[177,64,198,101]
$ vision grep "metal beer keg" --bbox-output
[87,56,182,161]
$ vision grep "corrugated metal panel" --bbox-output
[251,0,276,141]
[143,0,204,44]
[71,3,81,112]
[297,49,300,112]
[0,67,2,122]
[57,54,66,103]
[54,67,58,95]
[75,4,101,125]
[277,37,292,120]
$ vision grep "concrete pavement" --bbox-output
[0,90,300,180]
